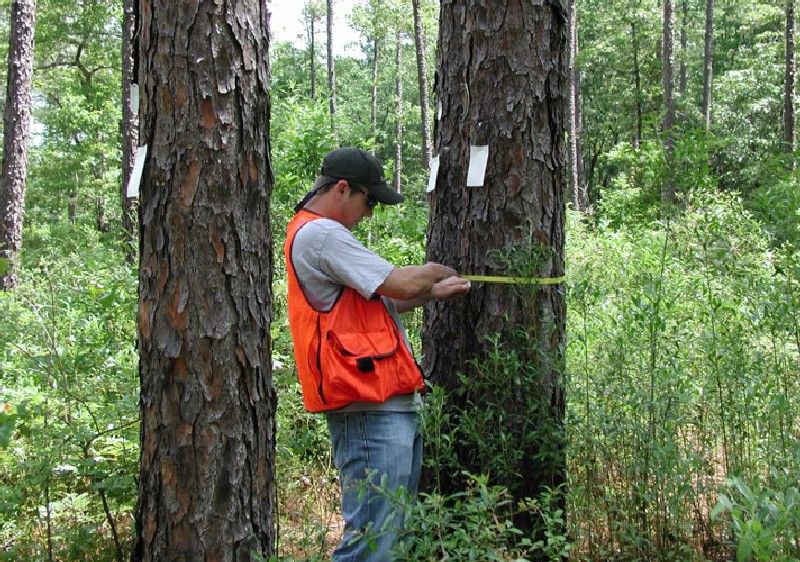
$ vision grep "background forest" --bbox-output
[0,0,799,561]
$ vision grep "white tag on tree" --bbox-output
[426,154,440,193]
[437,100,442,121]
[466,145,489,187]
[130,83,140,115]
[126,145,148,198]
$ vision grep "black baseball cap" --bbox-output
[321,147,404,205]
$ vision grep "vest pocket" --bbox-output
[322,330,399,403]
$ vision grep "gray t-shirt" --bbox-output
[292,217,420,412]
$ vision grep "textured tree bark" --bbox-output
[393,30,403,194]
[662,0,676,205]
[569,0,587,212]
[326,0,337,140]
[132,1,276,560]
[424,0,567,538]
[412,0,432,169]
[0,0,35,290]
[702,0,714,130]
[785,0,796,159]
[121,0,139,263]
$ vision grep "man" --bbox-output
[284,147,470,560]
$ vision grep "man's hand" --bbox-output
[431,275,471,300]
[390,274,470,312]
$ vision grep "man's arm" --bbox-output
[375,263,471,313]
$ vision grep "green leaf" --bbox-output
[0,257,9,277]
[0,414,17,449]
[711,493,734,519]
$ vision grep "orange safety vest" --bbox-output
[284,210,424,412]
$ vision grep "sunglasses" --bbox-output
[350,184,379,209]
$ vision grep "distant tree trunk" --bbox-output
[0,0,35,291]
[569,0,588,212]
[412,0,432,169]
[96,196,108,233]
[310,16,317,99]
[393,30,403,193]
[679,0,688,97]
[122,0,139,263]
[425,1,567,540]
[702,0,714,130]
[576,66,585,193]
[132,1,276,560]
[326,0,337,141]
[631,20,643,150]
[370,37,379,140]
[785,0,796,159]
[68,184,78,223]
[662,0,677,205]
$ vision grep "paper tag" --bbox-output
[130,83,139,115]
[126,145,148,198]
[437,100,442,121]
[426,154,440,193]
[466,145,489,187]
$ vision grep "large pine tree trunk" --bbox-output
[569,0,588,212]
[412,0,432,169]
[702,0,714,130]
[424,1,567,538]
[121,0,138,263]
[662,0,677,205]
[785,0,796,158]
[393,30,403,193]
[132,1,276,560]
[0,0,35,291]
[326,0,337,140]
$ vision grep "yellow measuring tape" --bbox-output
[462,274,566,285]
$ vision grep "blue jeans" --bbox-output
[326,411,423,562]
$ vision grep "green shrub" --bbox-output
[712,451,800,562]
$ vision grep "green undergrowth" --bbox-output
[2,187,800,560]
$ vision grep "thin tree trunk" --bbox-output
[96,196,108,233]
[412,0,432,169]
[371,37,379,140]
[631,21,643,150]
[424,1,567,540]
[122,0,139,263]
[68,188,77,223]
[98,485,124,562]
[679,0,688,96]
[576,71,585,195]
[785,0,796,159]
[310,17,317,99]
[569,0,588,212]
[132,1,276,559]
[662,0,677,205]
[702,0,714,130]
[0,0,36,290]
[326,0,337,141]
[393,30,402,193]
[44,477,53,562]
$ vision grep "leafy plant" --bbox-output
[712,458,800,562]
